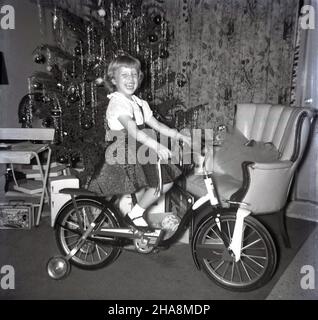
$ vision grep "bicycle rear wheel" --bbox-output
[193,212,277,291]
[55,199,122,270]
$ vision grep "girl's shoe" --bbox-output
[124,215,154,232]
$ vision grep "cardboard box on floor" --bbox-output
[0,202,35,229]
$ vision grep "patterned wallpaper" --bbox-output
[154,0,299,129]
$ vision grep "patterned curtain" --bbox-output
[290,17,301,108]
[293,0,318,109]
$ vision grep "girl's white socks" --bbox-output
[128,204,148,227]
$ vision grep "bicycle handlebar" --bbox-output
[176,137,213,176]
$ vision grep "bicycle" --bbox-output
[47,141,277,292]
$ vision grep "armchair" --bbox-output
[186,103,313,247]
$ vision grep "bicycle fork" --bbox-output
[227,207,251,262]
[208,206,251,262]
[193,173,251,262]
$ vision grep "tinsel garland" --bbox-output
[22,0,184,185]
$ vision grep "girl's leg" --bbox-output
[128,182,174,228]
[138,182,173,209]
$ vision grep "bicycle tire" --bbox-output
[193,211,277,291]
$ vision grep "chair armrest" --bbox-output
[251,160,293,170]
[231,160,295,214]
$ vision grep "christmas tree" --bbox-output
[18,0,183,186]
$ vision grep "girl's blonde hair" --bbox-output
[105,54,144,92]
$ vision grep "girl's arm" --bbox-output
[118,115,171,161]
[146,116,191,145]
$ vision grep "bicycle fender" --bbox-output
[53,196,120,228]
[191,214,216,270]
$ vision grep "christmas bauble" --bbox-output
[82,120,93,130]
[51,109,61,117]
[70,155,80,166]
[32,82,43,90]
[94,56,102,64]
[97,8,106,17]
[34,53,46,64]
[113,20,123,29]
[57,155,68,164]
[56,82,64,90]
[68,85,77,94]
[74,46,81,55]
[159,49,169,59]
[68,93,79,103]
[153,15,162,25]
[148,34,158,43]
[95,77,104,86]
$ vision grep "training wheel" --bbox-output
[47,256,71,280]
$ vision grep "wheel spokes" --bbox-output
[241,238,262,251]
[242,260,262,277]
[242,253,266,268]
[240,259,252,281]
[226,221,232,242]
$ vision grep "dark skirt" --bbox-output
[88,130,182,196]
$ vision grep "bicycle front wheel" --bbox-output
[55,199,122,270]
[193,212,277,291]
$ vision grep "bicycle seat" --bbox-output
[59,188,98,197]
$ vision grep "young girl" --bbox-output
[90,54,190,231]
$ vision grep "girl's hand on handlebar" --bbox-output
[156,144,172,161]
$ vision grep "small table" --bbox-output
[0,141,52,226]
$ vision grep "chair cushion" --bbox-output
[186,173,242,203]
[213,129,280,181]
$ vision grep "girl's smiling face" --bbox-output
[112,66,139,98]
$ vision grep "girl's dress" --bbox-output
[88,92,182,195]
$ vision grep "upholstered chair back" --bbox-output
[233,103,313,213]
[235,104,312,164]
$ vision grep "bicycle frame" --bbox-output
[53,145,251,262]
[49,140,277,289]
